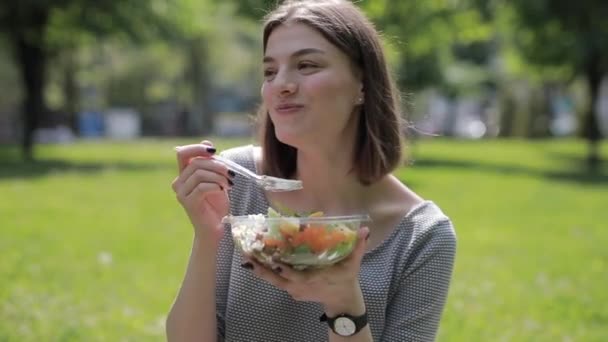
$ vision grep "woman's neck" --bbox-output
[293,146,369,215]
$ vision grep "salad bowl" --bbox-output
[222,208,370,270]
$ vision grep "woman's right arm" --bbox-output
[166,236,220,342]
[166,142,233,342]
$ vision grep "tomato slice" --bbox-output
[263,238,286,249]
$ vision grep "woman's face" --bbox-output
[261,23,363,149]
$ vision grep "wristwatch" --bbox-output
[320,311,368,337]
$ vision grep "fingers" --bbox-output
[175,142,217,172]
[172,142,232,209]
[247,258,289,289]
[270,263,300,280]
[347,226,370,267]
[176,156,231,186]
[185,182,225,202]
[179,168,231,198]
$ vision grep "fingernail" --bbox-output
[272,266,282,274]
[174,146,183,151]
[206,147,217,153]
[227,169,236,178]
[365,231,370,241]
[241,262,254,270]
[219,185,224,191]
[228,179,235,187]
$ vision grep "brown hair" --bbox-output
[258,0,404,185]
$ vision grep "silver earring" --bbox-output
[357,97,363,104]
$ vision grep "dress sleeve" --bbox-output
[381,219,457,341]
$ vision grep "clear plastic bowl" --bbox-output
[222,213,370,270]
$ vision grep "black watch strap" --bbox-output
[320,311,368,336]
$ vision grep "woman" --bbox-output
[167,1,456,341]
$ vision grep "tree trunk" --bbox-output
[8,7,49,161]
[443,93,458,137]
[583,50,602,171]
[63,50,79,135]
[498,88,515,137]
[187,37,214,136]
[526,83,551,138]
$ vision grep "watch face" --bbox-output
[334,317,357,336]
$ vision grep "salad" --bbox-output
[230,207,363,269]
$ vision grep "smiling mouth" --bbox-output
[275,104,304,113]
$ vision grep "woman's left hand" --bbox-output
[245,227,370,311]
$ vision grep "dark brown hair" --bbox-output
[259,0,404,185]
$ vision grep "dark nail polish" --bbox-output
[227,169,236,178]
[219,185,224,191]
[241,262,254,270]
[365,232,370,241]
[206,147,217,153]
[228,179,235,187]
[272,266,282,274]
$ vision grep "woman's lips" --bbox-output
[275,104,304,114]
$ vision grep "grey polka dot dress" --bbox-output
[215,146,457,342]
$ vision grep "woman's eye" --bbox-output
[298,62,318,71]
[263,69,276,78]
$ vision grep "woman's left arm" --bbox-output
[247,227,374,342]
[321,282,373,342]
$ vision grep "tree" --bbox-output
[234,0,493,112]
[361,0,495,138]
[0,0,182,160]
[510,0,608,169]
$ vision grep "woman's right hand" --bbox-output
[171,141,234,245]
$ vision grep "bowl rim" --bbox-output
[222,213,371,225]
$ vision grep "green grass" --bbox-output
[1,138,606,341]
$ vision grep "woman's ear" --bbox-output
[356,95,364,105]
[357,85,365,105]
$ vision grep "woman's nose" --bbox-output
[274,70,298,97]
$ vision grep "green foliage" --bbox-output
[101,42,186,108]
[0,138,607,340]
[231,0,497,93]
[0,0,193,50]
[508,0,607,149]
[233,0,277,19]
[362,1,494,92]
[510,0,608,71]
[49,0,185,46]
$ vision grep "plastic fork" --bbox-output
[213,155,303,192]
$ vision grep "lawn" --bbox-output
[1,138,606,341]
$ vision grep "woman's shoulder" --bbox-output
[404,201,454,234]
[396,200,457,257]
[382,176,455,243]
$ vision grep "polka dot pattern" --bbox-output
[215,146,457,341]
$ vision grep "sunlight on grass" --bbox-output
[1,137,606,341]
